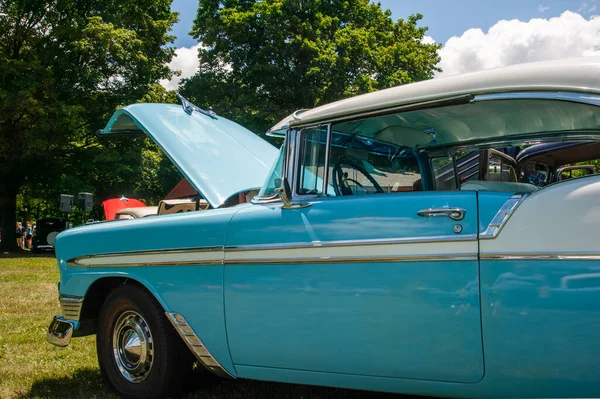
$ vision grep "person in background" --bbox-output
[22,222,27,249]
[16,221,23,249]
[25,222,33,249]
[521,161,546,186]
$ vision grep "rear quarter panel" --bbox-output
[478,176,600,397]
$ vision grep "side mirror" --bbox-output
[275,177,310,210]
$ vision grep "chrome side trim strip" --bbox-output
[165,312,234,379]
[66,234,478,267]
[67,247,223,267]
[480,194,528,239]
[226,234,478,252]
[226,254,478,265]
[59,296,84,321]
[481,253,600,261]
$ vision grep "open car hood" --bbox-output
[100,103,278,208]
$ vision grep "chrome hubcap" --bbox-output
[112,310,153,383]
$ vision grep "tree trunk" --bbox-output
[0,189,19,252]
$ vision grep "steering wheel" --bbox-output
[332,159,385,196]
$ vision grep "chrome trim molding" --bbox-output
[251,194,281,205]
[226,234,478,252]
[66,234,478,268]
[226,253,478,265]
[165,312,234,379]
[480,194,528,239]
[417,207,466,221]
[59,296,84,321]
[322,123,332,194]
[481,253,600,261]
[67,247,223,268]
[472,91,600,106]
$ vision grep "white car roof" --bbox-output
[290,57,600,127]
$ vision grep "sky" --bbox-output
[162,0,600,89]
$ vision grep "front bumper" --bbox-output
[47,315,74,347]
[47,295,84,347]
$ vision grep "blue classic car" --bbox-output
[48,57,600,399]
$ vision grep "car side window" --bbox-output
[258,145,286,197]
[327,135,422,195]
[298,127,329,195]
[488,152,517,182]
[432,156,457,190]
[296,123,424,197]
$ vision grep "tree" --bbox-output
[0,0,177,251]
[181,0,441,136]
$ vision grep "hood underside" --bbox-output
[100,103,278,208]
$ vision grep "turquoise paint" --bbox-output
[53,185,600,396]
[480,259,600,395]
[476,191,514,234]
[225,192,484,383]
[100,104,278,208]
[54,206,247,377]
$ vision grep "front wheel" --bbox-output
[97,284,193,399]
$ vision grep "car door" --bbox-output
[223,127,484,383]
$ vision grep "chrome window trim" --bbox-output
[295,125,329,196]
[480,194,528,239]
[471,91,600,106]
[166,312,234,379]
[322,123,332,195]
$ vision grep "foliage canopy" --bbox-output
[182,0,441,135]
[0,0,178,250]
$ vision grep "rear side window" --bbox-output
[432,156,456,190]
[488,153,517,182]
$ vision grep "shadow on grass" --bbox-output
[183,371,417,399]
[21,368,116,399]
[0,250,55,258]
[23,368,419,399]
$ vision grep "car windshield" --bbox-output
[257,146,285,197]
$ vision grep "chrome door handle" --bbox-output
[417,207,466,221]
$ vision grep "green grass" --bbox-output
[0,255,414,399]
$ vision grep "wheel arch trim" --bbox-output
[77,273,237,378]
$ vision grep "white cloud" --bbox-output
[538,4,550,12]
[437,11,600,76]
[160,43,202,90]
[421,35,436,45]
